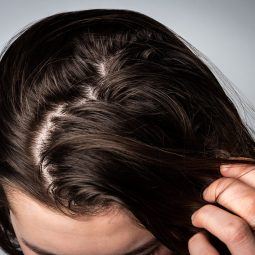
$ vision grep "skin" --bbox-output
[189,161,255,254]
[5,188,171,255]
[4,160,255,255]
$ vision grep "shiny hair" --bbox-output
[0,9,254,255]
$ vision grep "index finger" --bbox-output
[220,162,255,189]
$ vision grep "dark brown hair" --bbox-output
[0,9,254,255]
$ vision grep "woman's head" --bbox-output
[6,186,170,255]
[0,8,254,255]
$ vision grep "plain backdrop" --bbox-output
[0,0,254,254]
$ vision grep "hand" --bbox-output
[188,161,255,255]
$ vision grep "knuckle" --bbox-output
[193,204,214,221]
[188,232,220,255]
[224,218,250,244]
[201,204,215,214]
[188,232,203,247]
[213,178,231,200]
[243,195,255,218]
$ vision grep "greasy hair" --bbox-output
[0,8,254,255]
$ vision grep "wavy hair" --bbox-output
[0,9,254,255]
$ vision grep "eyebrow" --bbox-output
[21,236,160,255]
[21,237,59,255]
[123,238,159,255]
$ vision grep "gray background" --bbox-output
[0,0,254,254]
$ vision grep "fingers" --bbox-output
[220,163,255,189]
[203,177,255,228]
[202,162,255,227]
[190,162,255,254]
[191,204,255,255]
[188,232,220,255]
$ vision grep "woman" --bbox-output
[0,9,254,255]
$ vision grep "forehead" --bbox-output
[6,187,135,228]
[6,188,154,255]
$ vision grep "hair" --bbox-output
[0,8,255,255]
